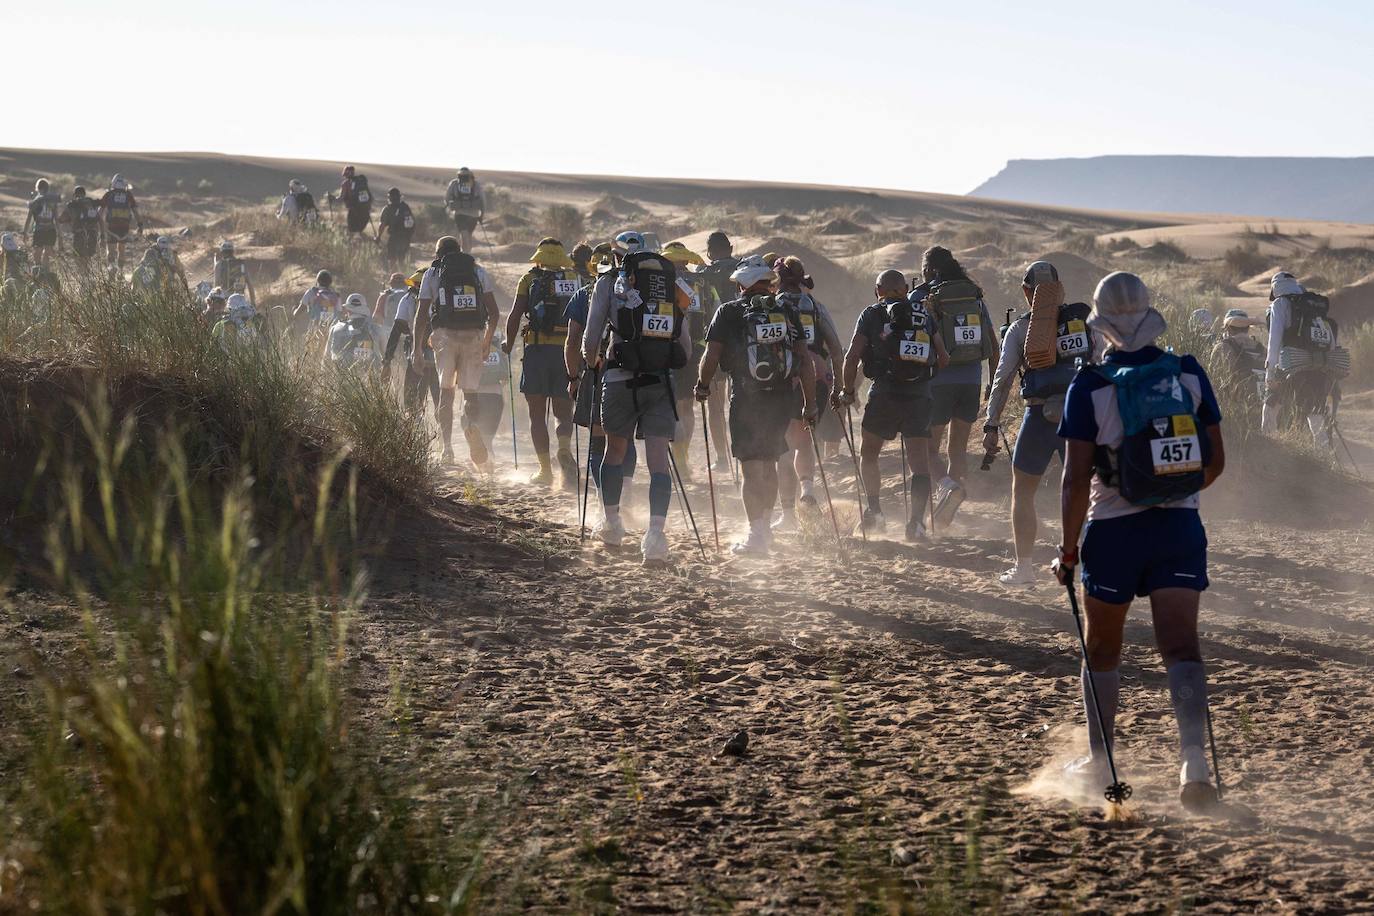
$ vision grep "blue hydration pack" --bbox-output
[1093,352,1207,506]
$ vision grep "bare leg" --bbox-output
[437,388,457,456]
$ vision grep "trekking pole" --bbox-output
[1205,703,1225,802]
[506,353,519,468]
[841,406,867,543]
[1064,580,1132,806]
[700,401,721,552]
[666,447,707,561]
[1333,421,1363,479]
[808,423,848,563]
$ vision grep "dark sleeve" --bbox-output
[562,288,589,325]
[1056,369,1103,442]
[705,303,736,345]
[1183,356,1223,425]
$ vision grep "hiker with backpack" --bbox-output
[337,166,374,239]
[446,168,485,253]
[464,340,509,475]
[1261,272,1349,448]
[293,269,343,339]
[98,175,143,269]
[1,233,29,285]
[1053,271,1226,813]
[918,247,999,530]
[698,231,740,473]
[213,240,256,305]
[836,269,950,541]
[694,255,819,555]
[60,187,102,264]
[502,238,582,488]
[661,241,717,482]
[278,179,320,226]
[565,242,640,508]
[326,293,384,371]
[213,293,259,348]
[378,188,417,269]
[374,272,410,346]
[771,256,844,534]
[580,230,697,564]
[983,260,1098,585]
[412,236,501,466]
[24,179,62,267]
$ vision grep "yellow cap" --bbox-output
[661,242,705,267]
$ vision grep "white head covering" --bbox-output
[1087,271,1167,352]
[730,254,774,289]
[0,232,17,252]
[1270,271,1304,300]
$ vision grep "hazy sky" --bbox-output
[8,0,1372,194]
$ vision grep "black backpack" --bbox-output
[351,175,372,207]
[1282,291,1338,352]
[610,251,687,374]
[429,252,485,330]
[737,294,801,389]
[526,268,579,337]
[394,201,415,232]
[866,299,934,383]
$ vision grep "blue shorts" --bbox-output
[1012,405,1066,476]
[1080,508,1209,602]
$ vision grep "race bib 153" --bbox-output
[554,279,580,298]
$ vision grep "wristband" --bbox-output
[1057,546,1079,565]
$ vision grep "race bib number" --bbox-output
[800,313,816,342]
[356,190,370,203]
[1057,319,1090,356]
[755,321,787,343]
[899,333,931,362]
[953,314,981,345]
[553,279,580,298]
[402,215,415,229]
[1310,320,1334,347]
[1150,415,1202,475]
[483,351,501,367]
[450,293,478,311]
[643,313,674,338]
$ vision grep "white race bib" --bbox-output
[484,351,501,367]
[953,314,981,345]
[452,293,478,311]
[553,279,580,298]
[643,313,674,338]
[800,313,816,342]
[1310,320,1334,347]
[402,215,415,229]
[755,321,787,343]
[356,190,370,203]
[1057,331,1089,354]
[899,336,931,362]
[1150,415,1202,475]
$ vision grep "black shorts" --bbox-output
[862,387,933,441]
[32,226,57,249]
[346,206,370,233]
[73,229,98,257]
[519,344,571,400]
[462,392,505,439]
[730,385,799,462]
[929,383,982,426]
[454,213,480,233]
[386,232,413,261]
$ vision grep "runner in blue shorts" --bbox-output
[1053,271,1227,814]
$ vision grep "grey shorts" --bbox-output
[930,383,982,426]
[462,392,505,439]
[601,375,677,440]
[519,343,571,400]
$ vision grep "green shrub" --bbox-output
[541,204,584,245]
[1,397,472,913]
[1222,241,1268,284]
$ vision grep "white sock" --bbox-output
[750,517,769,537]
[800,478,815,499]
[604,505,620,522]
[649,515,666,533]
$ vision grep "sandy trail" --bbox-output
[330,416,1374,912]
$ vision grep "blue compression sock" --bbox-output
[622,441,638,479]
[649,472,672,519]
[588,436,606,488]
[600,462,624,508]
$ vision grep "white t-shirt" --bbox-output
[394,290,418,324]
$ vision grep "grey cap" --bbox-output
[1023,260,1059,288]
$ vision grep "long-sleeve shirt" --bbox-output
[1264,296,1292,387]
[984,315,1028,427]
[581,272,694,384]
[277,194,299,221]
